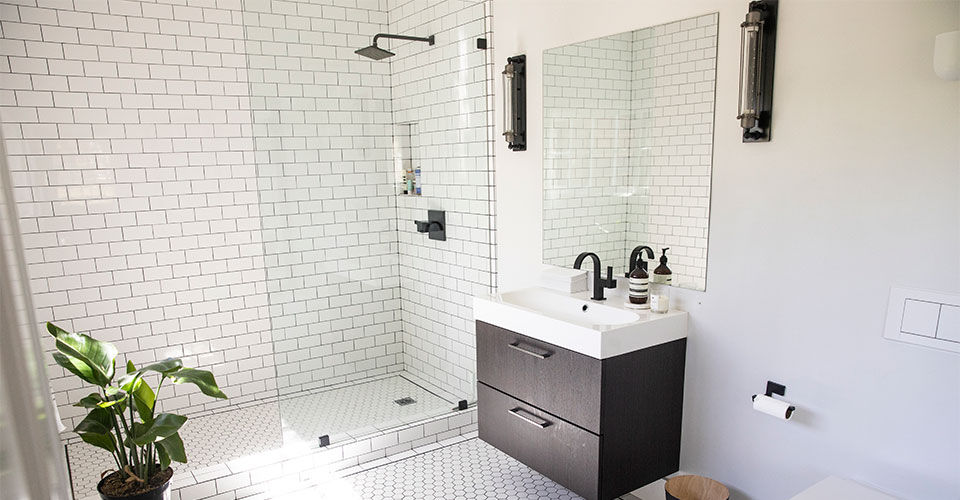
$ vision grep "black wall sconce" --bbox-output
[414,210,446,241]
[737,0,778,142]
[502,55,526,151]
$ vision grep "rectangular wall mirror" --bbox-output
[542,13,718,291]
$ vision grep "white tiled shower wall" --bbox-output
[244,0,404,397]
[388,0,495,401]
[0,0,494,431]
[542,13,716,291]
[0,0,276,428]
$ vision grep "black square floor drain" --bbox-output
[394,397,416,406]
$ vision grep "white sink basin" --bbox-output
[499,288,640,328]
[474,287,687,359]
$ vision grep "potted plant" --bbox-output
[46,322,227,500]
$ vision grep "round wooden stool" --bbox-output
[665,475,730,500]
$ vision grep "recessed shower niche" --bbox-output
[541,14,719,291]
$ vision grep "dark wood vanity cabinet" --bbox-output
[476,320,687,500]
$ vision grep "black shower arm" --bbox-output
[372,33,435,46]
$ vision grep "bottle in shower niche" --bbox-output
[414,167,422,195]
[405,169,414,194]
[650,248,672,313]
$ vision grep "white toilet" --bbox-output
[790,476,898,500]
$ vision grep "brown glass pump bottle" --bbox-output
[627,258,650,307]
[652,248,672,285]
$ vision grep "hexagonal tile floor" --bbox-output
[66,374,451,499]
[285,438,586,500]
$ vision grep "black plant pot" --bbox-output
[96,469,172,500]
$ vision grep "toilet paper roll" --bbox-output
[752,394,795,420]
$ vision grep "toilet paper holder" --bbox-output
[752,380,796,419]
[755,380,787,399]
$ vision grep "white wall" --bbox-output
[492,1,960,499]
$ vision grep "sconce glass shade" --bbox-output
[502,55,526,151]
[502,65,515,143]
[738,11,764,129]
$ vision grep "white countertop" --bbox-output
[473,287,688,359]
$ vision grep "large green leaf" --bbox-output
[119,359,176,423]
[122,375,156,424]
[79,431,116,453]
[118,362,161,423]
[156,432,186,464]
[130,413,187,446]
[74,407,113,435]
[117,359,182,386]
[156,442,171,470]
[117,358,183,405]
[53,353,101,387]
[74,393,105,409]
[167,368,227,399]
[47,323,117,387]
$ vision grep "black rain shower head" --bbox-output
[355,45,395,60]
[355,33,435,60]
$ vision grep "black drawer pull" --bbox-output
[509,407,551,428]
[508,341,552,359]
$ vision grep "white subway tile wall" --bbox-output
[542,31,634,271]
[542,13,717,291]
[628,13,716,291]
[244,0,403,397]
[0,0,494,434]
[388,0,494,401]
[0,0,275,429]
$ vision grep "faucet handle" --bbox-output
[604,266,617,288]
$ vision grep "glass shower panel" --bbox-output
[244,0,493,449]
[245,0,458,448]
[390,0,496,409]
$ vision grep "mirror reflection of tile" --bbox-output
[542,13,718,291]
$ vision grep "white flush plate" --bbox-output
[883,286,960,354]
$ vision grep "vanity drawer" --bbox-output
[477,321,601,433]
[478,383,600,500]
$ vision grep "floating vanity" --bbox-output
[474,287,688,500]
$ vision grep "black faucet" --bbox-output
[573,252,617,301]
[626,245,655,277]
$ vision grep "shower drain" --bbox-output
[394,397,417,406]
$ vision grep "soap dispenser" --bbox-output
[652,248,672,285]
[626,246,655,309]
[650,248,672,313]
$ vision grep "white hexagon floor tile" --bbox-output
[66,374,451,499]
[284,438,585,500]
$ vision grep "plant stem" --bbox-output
[145,376,165,476]
[130,400,147,480]
[104,391,129,472]
[150,377,165,418]
[146,443,154,476]
[110,450,122,472]
[116,405,141,478]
